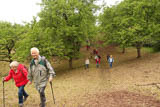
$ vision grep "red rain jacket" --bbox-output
[4,64,28,87]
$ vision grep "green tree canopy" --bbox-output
[0,21,25,62]
[99,0,160,57]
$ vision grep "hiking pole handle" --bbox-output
[50,82,56,104]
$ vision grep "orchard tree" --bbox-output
[14,18,64,61]
[0,22,25,62]
[38,0,98,68]
[100,0,160,57]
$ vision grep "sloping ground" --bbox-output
[80,90,160,107]
[1,46,160,107]
[64,46,160,107]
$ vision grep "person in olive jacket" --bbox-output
[28,47,56,107]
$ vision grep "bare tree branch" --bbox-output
[135,83,160,86]
[135,83,160,90]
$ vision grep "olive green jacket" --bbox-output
[27,56,55,90]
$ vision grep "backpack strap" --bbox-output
[30,56,48,70]
[19,65,27,78]
[40,56,47,69]
[30,59,35,68]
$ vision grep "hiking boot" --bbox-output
[19,103,23,107]
[24,95,29,102]
[39,103,45,107]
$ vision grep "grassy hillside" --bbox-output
[0,46,160,107]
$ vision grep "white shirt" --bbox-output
[34,59,39,65]
[109,58,114,62]
[85,59,90,64]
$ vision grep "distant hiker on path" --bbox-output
[85,57,90,69]
[93,49,98,55]
[108,55,114,68]
[95,55,101,68]
[86,40,91,51]
[107,54,110,61]
[93,49,96,55]
[28,47,56,107]
[107,54,110,66]
[95,49,98,55]
[2,61,29,107]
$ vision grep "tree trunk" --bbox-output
[69,58,73,69]
[136,43,142,58]
[6,47,12,63]
[122,47,125,53]
[137,47,141,58]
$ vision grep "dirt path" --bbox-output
[80,90,160,107]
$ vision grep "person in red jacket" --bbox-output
[95,55,101,68]
[2,61,29,107]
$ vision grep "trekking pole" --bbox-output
[2,78,5,107]
[50,82,56,104]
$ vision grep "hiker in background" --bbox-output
[98,55,101,60]
[98,55,101,67]
[107,54,110,61]
[95,54,101,68]
[2,61,29,107]
[108,55,114,68]
[86,40,91,51]
[28,47,56,107]
[107,54,110,66]
[85,57,90,69]
[93,49,96,55]
[93,48,98,55]
[95,49,98,55]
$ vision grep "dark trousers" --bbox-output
[39,87,46,107]
[85,64,89,69]
[18,85,28,104]
[96,62,99,68]
[109,62,113,68]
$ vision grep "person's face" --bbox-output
[11,66,17,71]
[31,50,39,59]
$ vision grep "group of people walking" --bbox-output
[2,47,56,107]
[2,46,114,107]
[85,48,114,69]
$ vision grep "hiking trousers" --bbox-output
[18,85,28,104]
[85,64,89,69]
[109,62,113,68]
[39,87,46,107]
